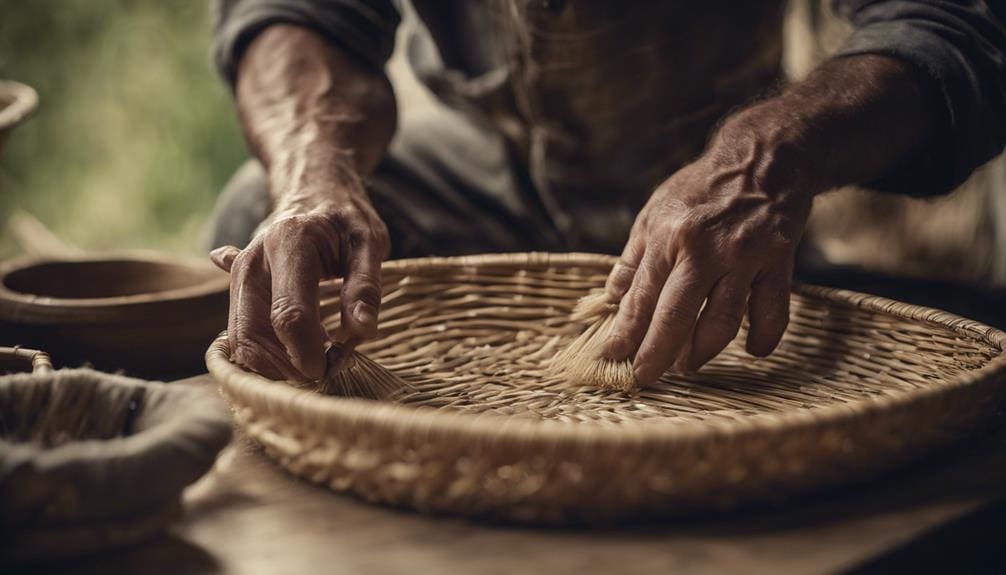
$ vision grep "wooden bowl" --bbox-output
[0,252,229,378]
[0,80,38,160]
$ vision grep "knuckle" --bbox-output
[619,291,651,323]
[374,220,390,245]
[347,226,382,249]
[264,215,316,249]
[332,204,364,225]
[231,340,268,372]
[272,214,309,236]
[717,236,748,261]
[231,243,259,269]
[351,281,383,307]
[614,258,640,275]
[655,305,691,332]
[638,254,668,279]
[270,297,311,333]
[677,222,702,244]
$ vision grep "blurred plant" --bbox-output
[0,0,245,256]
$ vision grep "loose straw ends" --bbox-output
[316,346,410,401]
[550,291,637,391]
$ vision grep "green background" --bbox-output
[0,0,246,257]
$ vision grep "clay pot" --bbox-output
[0,80,38,161]
[0,252,229,379]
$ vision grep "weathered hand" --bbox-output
[603,126,814,385]
[210,181,389,382]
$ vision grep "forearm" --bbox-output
[714,54,937,197]
[235,24,397,211]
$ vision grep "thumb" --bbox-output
[210,245,241,273]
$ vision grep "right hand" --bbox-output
[210,181,389,382]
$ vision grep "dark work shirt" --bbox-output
[213,0,1006,200]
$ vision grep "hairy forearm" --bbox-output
[235,25,397,210]
[714,54,936,197]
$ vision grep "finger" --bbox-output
[605,231,646,301]
[228,247,306,381]
[268,237,328,380]
[210,245,241,273]
[339,228,384,344]
[746,264,792,357]
[633,259,715,385]
[603,248,672,361]
[687,273,752,371]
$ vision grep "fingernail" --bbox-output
[352,301,377,326]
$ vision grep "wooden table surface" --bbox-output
[25,374,1006,575]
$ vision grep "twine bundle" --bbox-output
[549,291,636,391]
[207,253,1006,523]
[315,345,410,401]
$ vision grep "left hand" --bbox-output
[602,122,814,385]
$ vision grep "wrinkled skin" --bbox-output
[219,20,935,385]
[211,25,396,382]
[602,54,936,385]
[603,132,811,385]
[211,183,388,381]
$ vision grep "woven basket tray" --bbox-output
[207,253,1006,523]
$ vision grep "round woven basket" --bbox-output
[1,358,232,562]
[207,253,1006,523]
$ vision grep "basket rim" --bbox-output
[206,252,1006,444]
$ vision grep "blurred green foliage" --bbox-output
[0,0,246,256]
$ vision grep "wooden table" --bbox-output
[25,374,1006,575]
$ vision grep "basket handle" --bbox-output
[1,346,54,374]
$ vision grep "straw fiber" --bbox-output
[207,253,1006,523]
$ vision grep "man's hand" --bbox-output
[214,25,397,381]
[603,55,938,385]
[603,126,812,385]
[211,177,388,382]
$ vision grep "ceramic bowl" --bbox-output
[0,252,229,378]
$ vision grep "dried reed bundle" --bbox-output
[317,346,409,401]
[550,291,637,391]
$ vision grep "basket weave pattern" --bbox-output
[208,253,1006,522]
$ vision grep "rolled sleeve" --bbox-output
[212,0,400,86]
[832,0,1006,196]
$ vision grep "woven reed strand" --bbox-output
[208,253,1006,522]
[317,257,999,424]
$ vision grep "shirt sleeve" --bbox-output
[830,0,1006,196]
[212,0,401,86]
